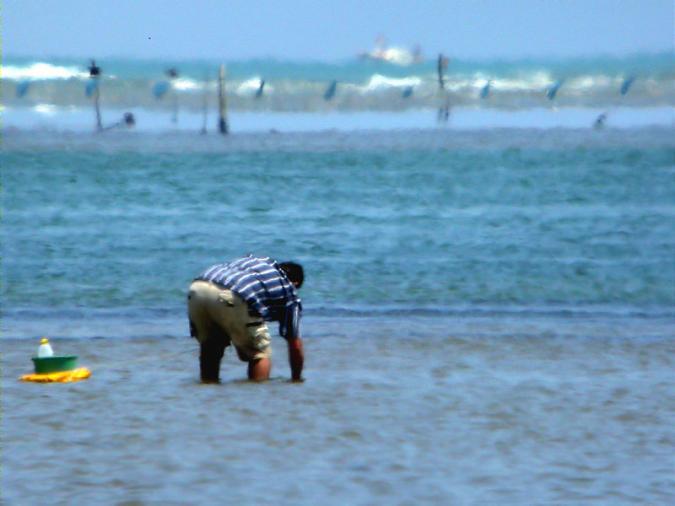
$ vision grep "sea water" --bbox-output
[2,55,675,505]
[3,53,675,114]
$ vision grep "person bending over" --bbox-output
[187,255,304,383]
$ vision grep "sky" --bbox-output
[3,0,673,61]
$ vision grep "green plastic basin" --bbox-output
[32,356,79,374]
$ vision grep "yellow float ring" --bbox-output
[20,367,92,383]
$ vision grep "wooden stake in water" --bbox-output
[201,73,209,135]
[166,68,179,124]
[436,54,450,124]
[218,64,229,135]
[88,60,103,131]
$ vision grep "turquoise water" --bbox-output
[2,124,675,504]
[4,53,674,112]
[3,127,674,328]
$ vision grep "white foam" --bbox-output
[235,77,273,95]
[2,63,88,80]
[172,78,201,91]
[487,71,554,92]
[566,76,615,91]
[361,74,423,92]
[33,104,58,115]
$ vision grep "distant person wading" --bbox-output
[187,255,305,382]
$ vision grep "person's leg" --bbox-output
[247,358,271,381]
[200,335,226,383]
[188,281,230,383]
[233,345,271,381]
[223,291,273,381]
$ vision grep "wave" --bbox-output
[2,62,89,80]
[3,54,673,112]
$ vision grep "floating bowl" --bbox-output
[32,356,79,374]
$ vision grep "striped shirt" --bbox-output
[196,255,301,341]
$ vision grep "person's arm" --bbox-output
[287,336,304,382]
[279,300,304,381]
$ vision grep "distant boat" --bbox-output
[324,80,338,101]
[153,81,171,99]
[255,79,265,98]
[480,80,491,99]
[546,79,564,100]
[620,76,635,96]
[358,36,423,66]
[593,112,608,129]
[16,80,31,98]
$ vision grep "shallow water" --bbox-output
[4,126,674,316]
[2,124,675,504]
[3,317,674,505]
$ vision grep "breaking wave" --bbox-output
[3,53,673,112]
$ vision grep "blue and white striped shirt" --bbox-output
[196,255,302,341]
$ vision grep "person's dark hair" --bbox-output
[279,261,304,288]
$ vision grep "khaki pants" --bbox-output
[187,281,272,367]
